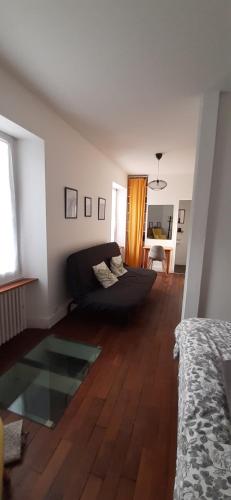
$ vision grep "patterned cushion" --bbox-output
[110,255,127,277]
[92,261,118,288]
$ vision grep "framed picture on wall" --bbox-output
[84,196,92,217]
[65,187,78,219]
[98,197,106,220]
[178,208,185,224]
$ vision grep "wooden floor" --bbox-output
[0,274,183,500]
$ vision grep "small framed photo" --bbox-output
[98,197,106,220]
[84,196,92,217]
[65,187,78,219]
[178,208,185,224]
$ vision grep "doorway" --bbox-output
[174,200,191,274]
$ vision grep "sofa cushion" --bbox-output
[67,242,121,300]
[81,267,156,312]
[110,255,127,277]
[66,242,157,313]
[93,261,118,288]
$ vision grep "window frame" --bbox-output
[111,182,127,248]
[0,130,21,286]
[111,186,118,242]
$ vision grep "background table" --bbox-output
[142,245,173,273]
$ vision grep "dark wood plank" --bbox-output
[115,477,135,500]
[133,448,155,500]
[96,423,133,500]
[45,400,105,500]
[79,474,103,500]
[30,439,71,500]
[92,385,131,479]
[63,426,105,500]
[15,469,40,500]
[97,360,128,428]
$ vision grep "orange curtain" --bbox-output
[125,177,147,267]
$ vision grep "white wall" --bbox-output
[15,137,49,326]
[199,93,231,321]
[145,173,194,272]
[182,92,219,319]
[0,65,126,327]
[175,200,191,266]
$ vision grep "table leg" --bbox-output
[143,248,149,268]
[165,250,170,274]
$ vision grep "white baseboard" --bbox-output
[26,300,70,330]
[26,316,50,329]
[48,301,69,328]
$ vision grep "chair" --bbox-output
[148,245,167,273]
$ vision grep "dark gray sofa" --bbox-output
[66,242,156,314]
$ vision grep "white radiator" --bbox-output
[0,288,27,345]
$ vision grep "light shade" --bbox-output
[148,179,167,190]
[148,152,167,191]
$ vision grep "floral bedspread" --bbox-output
[174,318,231,499]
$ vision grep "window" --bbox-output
[0,135,19,284]
[111,182,127,248]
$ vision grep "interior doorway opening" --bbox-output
[174,200,191,274]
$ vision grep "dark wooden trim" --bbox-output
[0,278,38,294]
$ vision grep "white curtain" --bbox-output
[0,137,19,283]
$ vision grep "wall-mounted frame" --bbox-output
[65,187,78,219]
[178,208,185,224]
[84,196,92,217]
[98,197,106,220]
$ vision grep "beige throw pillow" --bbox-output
[93,261,118,288]
[110,255,127,277]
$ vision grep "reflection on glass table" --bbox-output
[0,336,101,428]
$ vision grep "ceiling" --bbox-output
[0,0,231,174]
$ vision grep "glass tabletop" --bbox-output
[0,336,101,428]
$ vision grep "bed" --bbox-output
[174,318,231,499]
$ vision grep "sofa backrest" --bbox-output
[66,242,121,301]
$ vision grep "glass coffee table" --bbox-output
[0,336,101,428]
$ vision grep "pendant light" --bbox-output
[148,153,167,190]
